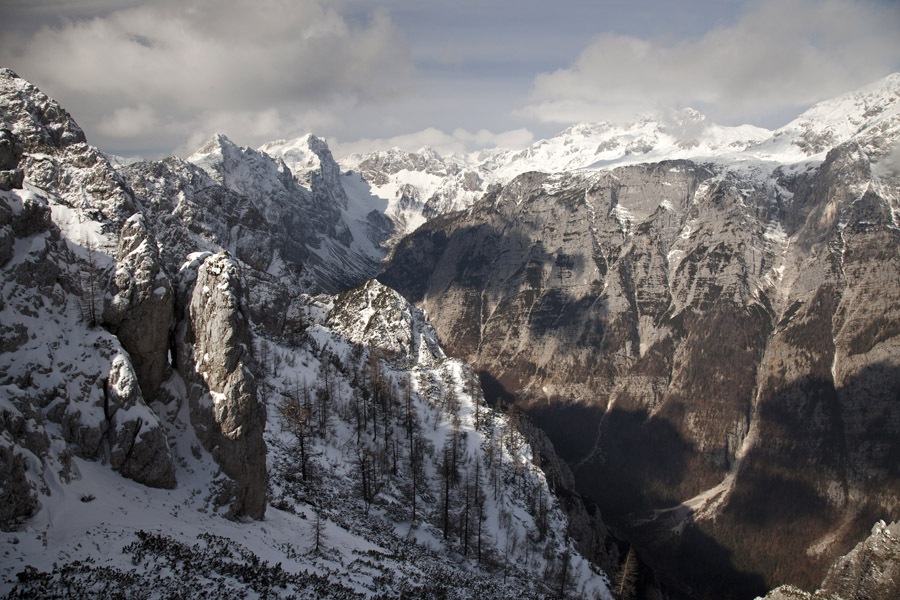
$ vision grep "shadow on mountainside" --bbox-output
[479,360,900,600]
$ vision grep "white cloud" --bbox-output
[520,0,900,127]
[0,0,412,156]
[330,127,534,159]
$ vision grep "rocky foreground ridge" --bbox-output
[761,519,900,600]
[0,68,612,599]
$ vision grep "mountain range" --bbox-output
[1,66,899,599]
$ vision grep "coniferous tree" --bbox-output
[78,240,101,327]
[615,546,639,600]
[312,513,326,555]
[278,390,311,481]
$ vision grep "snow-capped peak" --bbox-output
[481,109,772,178]
[258,133,330,174]
[747,71,900,162]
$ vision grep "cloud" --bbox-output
[0,0,412,156]
[330,127,535,159]
[97,104,160,139]
[520,0,900,127]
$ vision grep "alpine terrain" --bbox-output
[1,63,899,600]
[378,73,900,599]
[0,68,612,599]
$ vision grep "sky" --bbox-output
[1,0,898,159]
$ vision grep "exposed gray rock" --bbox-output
[120,156,276,276]
[104,353,177,489]
[0,68,134,225]
[103,213,175,400]
[0,168,24,191]
[381,145,900,597]
[0,441,38,531]
[8,193,53,238]
[819,520,900,600]
[0,128,23,170]
[0,128,24,191]
[757,585,823,600]
[176,252,267,519]
[0,68,85,149]
[118,133,384,297]
[327,279,445,367]
[759,520,900,600]
[0,224,12,267]
[187,134,375,294]
[0,189,175,500]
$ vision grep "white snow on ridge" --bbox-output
[329,73,900,238]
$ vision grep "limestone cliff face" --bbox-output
[762,520,900,600]
[176,252,267,520]
[103,214,175,401]
[818,520,900,600]
[0,68,134,226]
[103,352,177,489]
[381,141,900,597]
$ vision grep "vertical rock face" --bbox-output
[0,128,24,191]
[0,188,176,505]
[176,252,267,520]
[381,141,900,597]
[103,214,175,401]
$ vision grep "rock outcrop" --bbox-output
[104,352,177,489]
[0,128,24,191]
[0,68,134,225]
[0,188,176,512]
[818,520,900,600]
[761,520,900,600]
[326,279,446,368]
[176,252,267,519]
[186,133,381,294]
[103,214,175,400]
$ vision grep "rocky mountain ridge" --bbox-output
[0,67,611,598]
[335,72,900,246]
[762,520,900,600]
[379,73,900,599]
[3,64,899,600]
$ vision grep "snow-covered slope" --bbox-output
[3,277,612,599]
[0,68,612,599]
[747,72,900,164]
[335,112,772,239]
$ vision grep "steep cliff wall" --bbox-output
[381,134,900,597]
